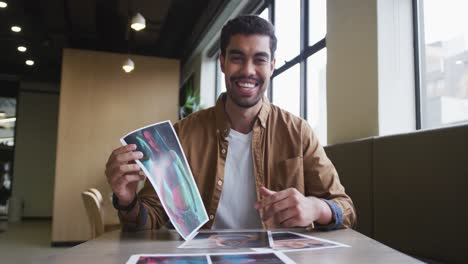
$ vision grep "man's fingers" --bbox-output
[280,217,301,228]
[277,207,301,226]
[117,174,145,185]
[258,188,297,209]
[255,186,279,209]
[260,186,276,196]
[107,163,140,183]
[262,198,292,221]
[115,151,143,164]
[111,144,137,156]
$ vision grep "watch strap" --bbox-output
[112,193,138,212]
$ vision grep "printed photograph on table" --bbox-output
[126,254,209,264]
[210,252,294,264]
[126,252,295,264]
[270,231,349,252]
[179,231,271,249]
[121,120,208,240]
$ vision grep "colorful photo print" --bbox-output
[179,231,271,249]
[126,252,294,264]
[210,252,294,264]
[121,121,208,240]
[270,232,306,241]
[127,254,209,264]
[271,232,348,252]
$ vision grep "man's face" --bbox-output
[220,34,275,108]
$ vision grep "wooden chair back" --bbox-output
[81,191,104,238]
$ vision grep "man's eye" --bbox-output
[231,57,242,62]
[255,58,268,64]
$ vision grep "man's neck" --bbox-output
[225,97,262,134]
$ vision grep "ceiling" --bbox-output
[0,0,218,83]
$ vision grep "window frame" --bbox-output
[271,0,326,120]
[412,0,423,129]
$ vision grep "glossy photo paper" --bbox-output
[270,231,349,252]
[126,252,294,264]
[179,230,271,249]
[121,121,208,240]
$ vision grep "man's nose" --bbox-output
[241,60,256,76]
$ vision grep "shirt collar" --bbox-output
[214,92,271,132]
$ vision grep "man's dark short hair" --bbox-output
[220,15,277,59]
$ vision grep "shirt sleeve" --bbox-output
[119,179,169,230]
[301,121,356,229]
[120,202,148,232]
[315,199,344,230]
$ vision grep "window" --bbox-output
[271,0,328,144]
[273,64,301,116]
[307,0,327,143]
[274,0,301,68]
[0,97,16,147]
[215,56,226,100]
[309,0,327,45]
[307,48,327,143]
[416,0,468,128]
[259,7,269,21]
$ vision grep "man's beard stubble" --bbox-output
[226,75,265,109]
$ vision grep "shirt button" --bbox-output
[209,214,214,220]
[217,180,223,186]
[221,149,226,154]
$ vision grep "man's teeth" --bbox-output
[238,82,256,88]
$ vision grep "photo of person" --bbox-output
[273,238,334,250]
[179,231,270,249]
[270,232,346,252]
[121,121,208,240]
[131,255,208,264]
[126,252,294,264]
[210,252,292,264]
[270,232,306,241]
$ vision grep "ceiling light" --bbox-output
[25,60,34,66]
[17,46,27,52]
[455,60,464,65]
[0,117,16,124]
[0,2,7,8]
[122,58,134,73]
[130,13,146,31]
[11,26,21,32]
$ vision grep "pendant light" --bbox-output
[130,13,146,31]
[122,58,134,73]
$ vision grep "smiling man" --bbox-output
[105,15,356,231]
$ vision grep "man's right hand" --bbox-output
[105,144,145,207]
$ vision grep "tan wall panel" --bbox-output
[327,0,379,144]
[52,49,179,242]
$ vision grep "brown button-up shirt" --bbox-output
[127,93,356,230]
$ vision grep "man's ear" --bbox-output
[219,53,226,73]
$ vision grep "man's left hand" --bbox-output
[254,186,332,227]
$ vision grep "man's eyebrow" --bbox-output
[228,50,270,58]
[254,52,270,58]
[228,49,245,56]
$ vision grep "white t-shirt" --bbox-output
[212,129,263,229]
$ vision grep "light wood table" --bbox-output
[38,228,422,263]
